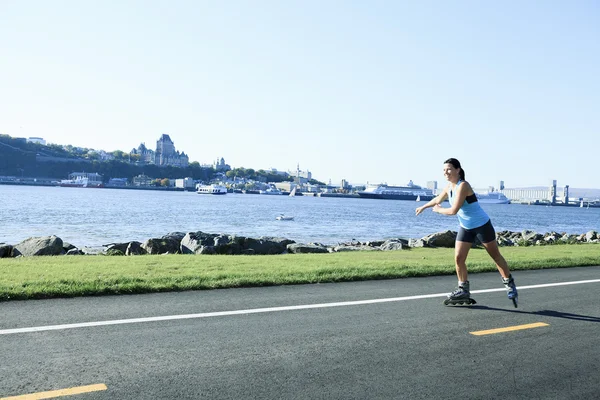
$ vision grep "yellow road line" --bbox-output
[1,384,107,400]
[470,322,549,336]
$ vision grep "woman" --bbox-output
[415,158,518,307]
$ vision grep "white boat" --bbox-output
[416,195,421,202]
[475,192,511,204]
[196,184,227,195]
[289,187,297,197]
[276,214,294,221]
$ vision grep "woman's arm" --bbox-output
[415,186,449,216]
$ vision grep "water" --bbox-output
[1,185,599,247]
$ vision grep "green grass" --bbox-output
[1,244,599,301]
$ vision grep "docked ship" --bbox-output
[196,184,227,195]
[475,192,511,204]
[357,181,435,201]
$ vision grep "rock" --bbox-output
[0,244,13,258]
[365,240,385,247]
[585,230,598,242]
[242,236,295,255]
[522,230,543,242]
[66,248,85,255]
[422,231,457,248]
[287,243,329,254]
[126,241,147,256]
[180,231,219,254]
[106,248,125,256]
[380,238,409,251]
[197,246,216,255]
[105,243,130,253]
[142,238,181,255]
[496,236,513,247]
[162,232,186,242]
[62,242,77,252]
[333,245,380,252]
[13,236,64,256]
[409,238,427,248]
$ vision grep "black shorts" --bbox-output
[457,219,496,244]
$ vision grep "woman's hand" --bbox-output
[415,206,425,216]
[432,204,442,213]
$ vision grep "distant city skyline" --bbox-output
[1,1,598,189]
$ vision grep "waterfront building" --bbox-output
[133,174,153,187]
[175,177,196,190]
[107,177,128,187]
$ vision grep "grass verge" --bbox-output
[1,244,599,301]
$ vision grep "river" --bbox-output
[1,185,599,247]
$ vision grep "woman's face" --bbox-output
[443,163,460,182]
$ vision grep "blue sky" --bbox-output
[1,1,598,189]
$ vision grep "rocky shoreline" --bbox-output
[1,229,598,258]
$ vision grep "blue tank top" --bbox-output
[448,181,490,229]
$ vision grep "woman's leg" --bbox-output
[454,241,472,282]
[482,240,510,279]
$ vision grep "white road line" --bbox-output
[1,278,599,336]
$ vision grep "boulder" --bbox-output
[522,230,543,242]
[422,231,457,248]
[126,241,147,256]
[287,243,329,254]
[13,236,64,256]
[496,236,514,247]
[66,248,85,255]
[105,243,130,253]
[62,242,77,252]
[380,238,409,251]
[142,238,181,255]
[0,244,13,258]
[409,238,428,248]
[162,232,186,242]
[180,231,219,254]
[585,230,598,242]
[242,236,295,255]
[333,245,380,252]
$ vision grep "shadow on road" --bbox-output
[469,306,600,323]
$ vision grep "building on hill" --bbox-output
[213,157,231,172]
[155,134,189,167]
[131,143,155,164]
[130,134,189,167]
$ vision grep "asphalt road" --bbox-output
[1,266,599,399]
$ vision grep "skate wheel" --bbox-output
[443,299,450,305]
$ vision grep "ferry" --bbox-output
[196,184,227,195]
[357,181,435,201]
[59,172,104,188]
[475,192,511,204]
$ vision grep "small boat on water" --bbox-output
[276,214,294,221]
[197,184,227,195]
